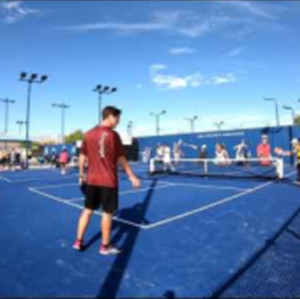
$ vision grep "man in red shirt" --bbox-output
[256,134,272,166]
[73,106,141,255]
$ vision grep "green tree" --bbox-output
[65,130,84,144]
[294,115,300,126]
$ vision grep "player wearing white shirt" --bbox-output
[163,144,175,172]
[141,146,151,163]
[173,140,183,163]
[156,144,164,160]
[234,139,249,164]
[215,143,231,166]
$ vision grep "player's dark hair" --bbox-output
[102,106,122,120]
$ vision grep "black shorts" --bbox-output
[85,185,118,213]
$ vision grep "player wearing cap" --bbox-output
[73,106,141,255]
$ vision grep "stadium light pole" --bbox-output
[16,120,26,136]
[283,105,296,125]
[150,110,167,136]
[19,72,48,167]
[264,97,280,127]
[0,98,15,135]
[213,121,224,132]
[184,116,198,133]
[92,85,117,124]
[52,103,70,144]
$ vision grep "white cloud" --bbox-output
[212,73,237,85]
[0,1,41,23]
[61,21,166,33]
[152,74,188,90]
[225,47,244,58]
[169,47,196,55]
[150,64,236,90]
[223,1,277,20]
[150,63,167,74]
[58,10,235,39]
[59,10,191,34]
[58,2,288,41]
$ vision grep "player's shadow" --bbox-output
[163,290,176,298]
[96,178,158,298]
[83,203,150,251]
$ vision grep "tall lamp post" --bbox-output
[150,110,167,136]
[213,121,224,132]
[92,85,117,124]
[52,103,70,144]
[184,115,198,133]
[16,120,26,136]
[264,97,280,127]
[283,105,296,125]
[19,72,47,167]
[0,98,15,135]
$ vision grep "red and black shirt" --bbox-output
[81,126,125,187]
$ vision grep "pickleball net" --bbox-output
[149,157,284,180]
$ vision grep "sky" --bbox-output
[0,0,300,142]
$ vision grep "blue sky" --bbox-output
[0,0,300,142]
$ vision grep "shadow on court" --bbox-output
[163,290,176,298]
[83,203,151,252]
[93,178,158,298]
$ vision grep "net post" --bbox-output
[149,158,155,174]
[204,160,208,175]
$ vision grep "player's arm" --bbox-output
[118,156,141,188]
[79,153,87,184]
[79,136,88,184]
[115,133,140,188]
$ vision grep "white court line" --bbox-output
[158,181,248,192]
[34,181,170,191]
[28,170,297,230]
[36,182,79,189]
[0,175,12,182]
[67,197,84,202]
[120,184,171,195]
[144,170,297,230]
[38,183,173,202]
[12,173,78,183]
[28,187,147,229]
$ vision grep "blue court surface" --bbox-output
[1,163,300,297]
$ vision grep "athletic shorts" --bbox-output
[85,185,118,213]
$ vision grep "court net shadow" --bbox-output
[97,178,158,298]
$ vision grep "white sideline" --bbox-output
[144,170,297,229]
[13,173,78,183]
[28,170,296,230]
[31,183,173,203]
[33,181,171,192]
[158,181,248,192]
[28,187,148,229]
[0,175,12,182]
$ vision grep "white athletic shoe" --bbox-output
[99,244,121,255]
